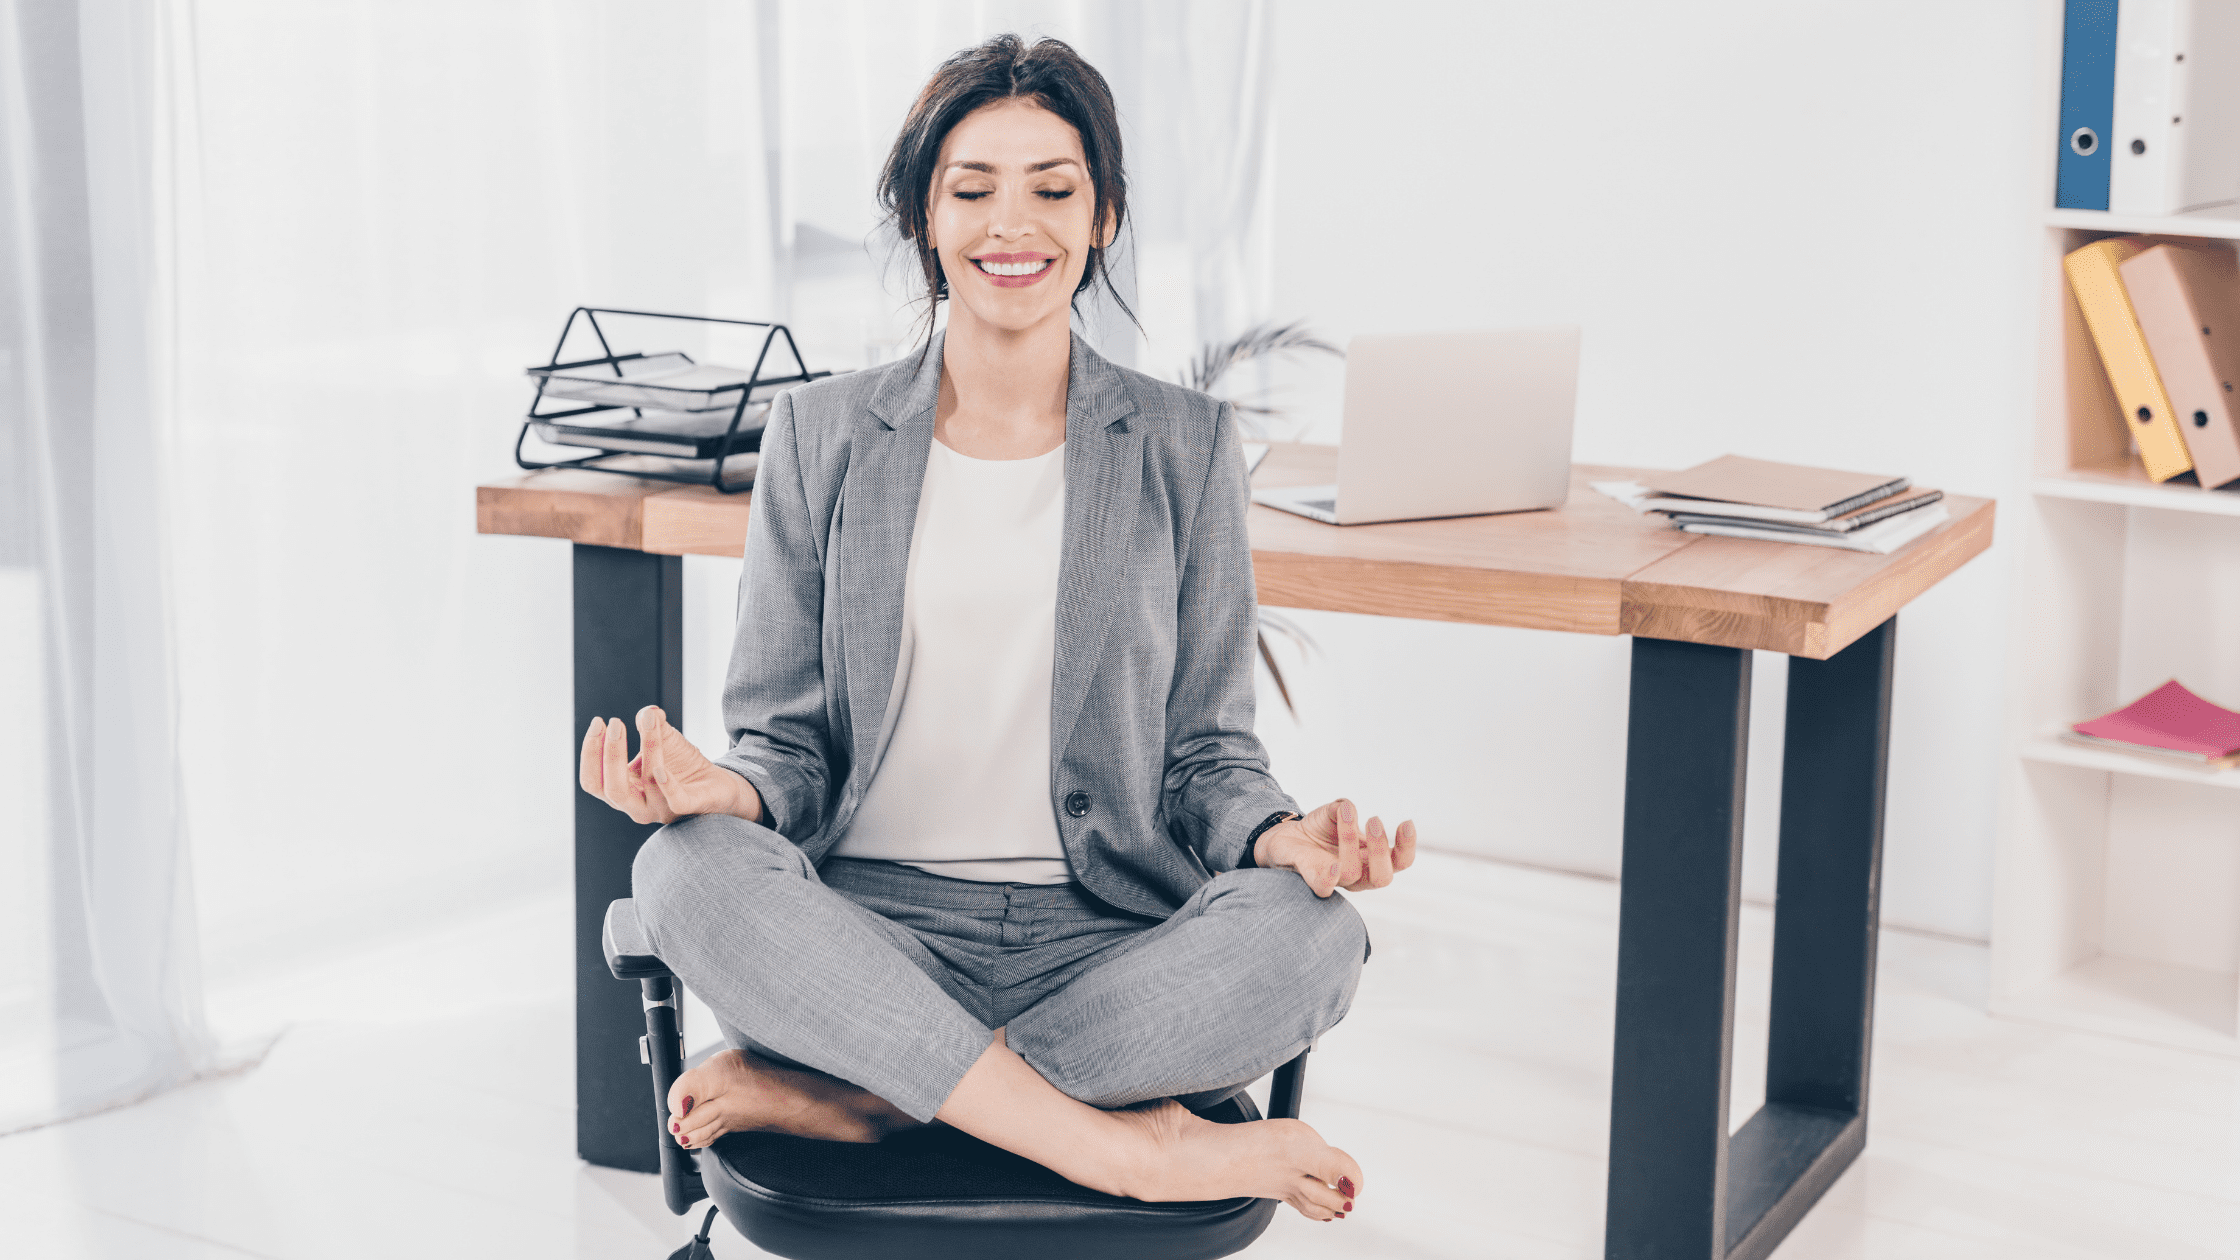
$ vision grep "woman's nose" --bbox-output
[986,193,1036,240]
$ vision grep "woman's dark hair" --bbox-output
[877,34,1135,336]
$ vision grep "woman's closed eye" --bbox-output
[949,188,1075,201]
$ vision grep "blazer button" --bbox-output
[1064,790,1091,818]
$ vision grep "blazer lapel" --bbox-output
[1050,334,1143,762]
[836,335,941,779]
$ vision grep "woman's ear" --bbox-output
[1096,206,1117,250]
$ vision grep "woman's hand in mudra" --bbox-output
[1253,799,1416,898]
[579,705,762,825]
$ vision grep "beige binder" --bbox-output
[2119,242,2240,489]
[2065,237,2195,482]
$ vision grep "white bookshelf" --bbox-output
[2031,468,2240,516]
[2043,205,2240,240]
[2018,738,2240,790]
[1992,190,2240,1059]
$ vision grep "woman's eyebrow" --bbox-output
[945,157,1082,174]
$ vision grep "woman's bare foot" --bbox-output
[666,1048,919,1149]
[1107,1099,1362,1222]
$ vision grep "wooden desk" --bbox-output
[1244,444,1994,658]
[479,444,1994,1260]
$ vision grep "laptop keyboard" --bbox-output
[1303,498,1337,514]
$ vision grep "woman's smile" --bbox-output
[970,251,1056,286]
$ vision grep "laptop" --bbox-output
[1251,327,1581,525]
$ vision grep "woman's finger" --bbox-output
[1335,799,1359,890]
[639,706,672,788]
[602,717,644,819]
[579,716,606,797]
[1392,818,1419,874]
[1353,815,1396,890]
[641,752,676,822]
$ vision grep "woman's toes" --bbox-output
[1286,1188,1338,1221]
[1293,1173,1349,1218]
[677,1110,724,1149]
[666,1072,702,1121]
[1307,1148,1364,1204]
[667,1048,751,1124]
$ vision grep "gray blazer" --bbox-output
[712,331,1298,919]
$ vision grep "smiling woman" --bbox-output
[574,32,1418,1227]
[879,35,1131,331]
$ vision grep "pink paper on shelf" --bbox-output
[2073,680,2240,757]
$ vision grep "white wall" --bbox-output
[1250,0,2045,940]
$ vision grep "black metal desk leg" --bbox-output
[1606,637,1753,1260]
[573,544,685,1172]
[1606,621,1899,1260]
[1718,616,1896,1259]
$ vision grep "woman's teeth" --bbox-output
[977,258,1050,276]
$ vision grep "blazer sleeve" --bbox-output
[711,391,834,838]
[1163,401,1301,872]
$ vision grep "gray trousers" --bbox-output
[631,813,1368,1123]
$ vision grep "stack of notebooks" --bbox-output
[2064,680,2240,772]
[1594,455,1948,555]
[2065,236,2240,489]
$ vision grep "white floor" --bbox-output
[5,850,2235,1259]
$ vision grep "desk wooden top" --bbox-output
[477,443,1994,659]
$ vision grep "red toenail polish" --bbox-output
[1338,1177,1355,1197]
[670,1122,679,1133]
[682,1096,694,1115]
[1344,1201,1353,1211]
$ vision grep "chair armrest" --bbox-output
[603,898,672,980]
[1267,1047,1310,1120]
[605,898,703,1213]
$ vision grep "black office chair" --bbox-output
[602,897,1312,1260]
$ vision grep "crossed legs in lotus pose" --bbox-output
[634,814,1383,1223]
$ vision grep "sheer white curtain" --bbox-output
[165,1,777,1038]
[0,0,211,1133]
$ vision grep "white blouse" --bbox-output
[828,436,1073,884]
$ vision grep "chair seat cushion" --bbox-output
[701,1094,1280,1260]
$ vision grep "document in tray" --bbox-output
[534,406,769,459]
[531,352,790,411]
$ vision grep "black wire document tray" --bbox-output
[514,308,831,493]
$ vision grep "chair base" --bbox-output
[698,1094,1281,1260]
